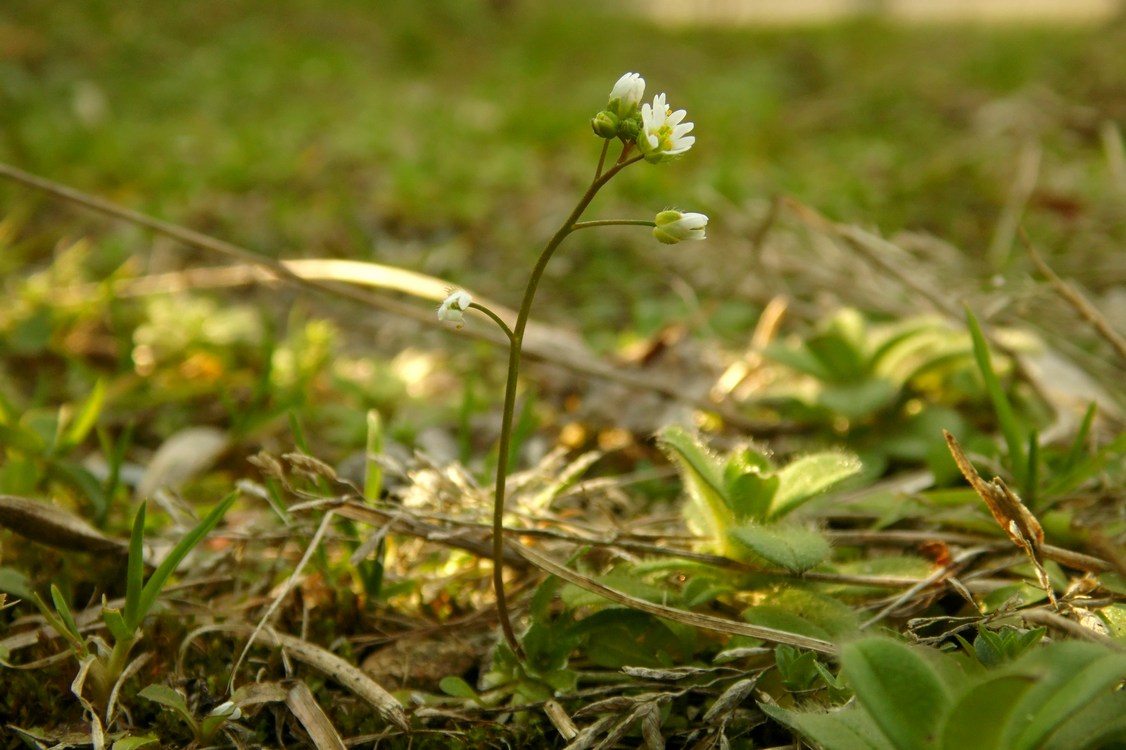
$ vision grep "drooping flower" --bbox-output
[638,93,695,163]
[653,210,707,244]
[437,289,473,327]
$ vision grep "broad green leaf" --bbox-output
[0,567,35,601]
[807,309,871,380]
[111,734,159,750]
[763,341,835,380]
[841,637,952,750]
[1004,641,1126,749]
[761,701,895,750]
[744,605,832,642]
[658,426,736,548]
[770,451,862,519]
[728,523,831,572]
[571,609,687,669]
[138,684,195,728]
[724,469,779,522]
[745,588,859,640]
[439,676,479,700]
[940,673,1036,750]
[1040,688,1126,750]
[134,492,236,627]
[818,379,899,420]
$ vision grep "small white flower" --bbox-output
[607,72,645,119]
[437,289,473,328]
[653,210,707,244]
[638,93,695,162]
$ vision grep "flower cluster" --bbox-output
[592,72,695,163]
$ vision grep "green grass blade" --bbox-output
[123,502,147,631]
[964,306,1027,486]
[49,584,84,645]
[61,378,106,451]
[135,492,236,626]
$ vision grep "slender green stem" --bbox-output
[469,302,515,342]
[571,219,656,231]
[594,139,610,180]
[492,146,643,656]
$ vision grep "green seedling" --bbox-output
[138,684,242,744]
[658,424,860,571]
[32,493,236,713]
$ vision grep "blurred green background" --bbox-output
[5,0,1125,328]
[2,0,1125,459]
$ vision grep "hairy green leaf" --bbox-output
[770,451,862,519]
[658,425,736,549]
[728,523,831,572]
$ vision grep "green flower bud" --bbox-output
[591,110,619,139]
[653,210,708,244]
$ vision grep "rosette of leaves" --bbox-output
[658,425,860,572]
[760,308,980,475]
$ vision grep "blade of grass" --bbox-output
[61,379,106,451]
[50,584,85,648]
[965,306,1028,487]
[123,502,147,631]
[133,492,236,629]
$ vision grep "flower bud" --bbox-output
[606,72,645,120]
[591,110,619,139]
[653,210,707,244]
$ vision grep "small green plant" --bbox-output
[138,685,242,744]
[435,72,708,654]
[761,308,981,476]
[31,493,236,715]
[763,635,1126,750]
[658,424,860,572]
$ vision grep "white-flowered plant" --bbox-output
[437,72,708,660]
[653,210,708,244]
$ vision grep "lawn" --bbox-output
[1,1,1125,747]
